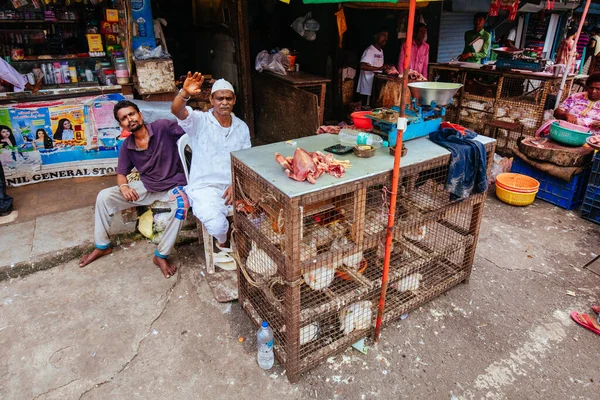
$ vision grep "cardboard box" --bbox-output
[106,9,119,22]
[86,34,103,52]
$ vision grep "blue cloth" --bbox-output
[429,128,488,199]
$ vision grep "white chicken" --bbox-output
[300,322,319,345]
[331,236,363,270]
[305,223,334,247]
[339,300,373,336]
[303,265,336,291]
[364,209,387,235]
[403,225,427,242]
[396,273,422,293]
[300,236,318,263]
[246,241,278,278]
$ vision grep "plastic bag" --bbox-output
[291,12,319,41]
[133,45,171,60]
[138,209,154,239]
[489,154,513,184]
[255,50,289,76]
[291,13,309,37]
[153,211,171,233]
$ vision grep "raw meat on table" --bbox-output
[274,148,351,183]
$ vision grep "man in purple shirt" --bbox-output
[79,100,188,279]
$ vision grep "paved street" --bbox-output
[1,196,599,399]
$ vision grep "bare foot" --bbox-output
[79,247,113,267]
[153,256,177,279]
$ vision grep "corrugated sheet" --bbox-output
[437,12,474,63]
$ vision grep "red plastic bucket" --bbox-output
[351,111,373,130]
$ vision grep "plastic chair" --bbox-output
[177,134,233,274]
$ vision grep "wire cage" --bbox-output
[232,140,495,382]
[430,64,576,154]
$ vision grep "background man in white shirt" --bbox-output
[171,74,251,253]
[357,29,389,106]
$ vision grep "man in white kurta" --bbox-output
[357,30,388,104]
[171,76,251,247]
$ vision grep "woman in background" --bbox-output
[556,28,578,73]
[53,118,74,141]
[33,128,53,150]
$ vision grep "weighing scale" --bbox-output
[366,82,463,147]
[492,47,547,72]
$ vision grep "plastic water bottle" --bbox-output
[256,321,274,370]
[338,128,388,148]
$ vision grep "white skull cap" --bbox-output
[211,78,235,95]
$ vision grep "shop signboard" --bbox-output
[1,94,126,186]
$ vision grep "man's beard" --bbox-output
[129,122,143,132]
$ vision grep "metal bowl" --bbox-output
[407,82,463,106]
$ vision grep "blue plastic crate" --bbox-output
[511,157,590,210]
[580,184,600,224]
[588,152,600,187]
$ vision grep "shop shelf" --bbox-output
[511,157,590,210]
[580,184,600,224]
[0,19,78,23]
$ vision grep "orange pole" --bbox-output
[374,0,416,342]
[554,0,591,109]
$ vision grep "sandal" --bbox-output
[215,242,233,253]
[214,251,237,271]
[570,311,600,337]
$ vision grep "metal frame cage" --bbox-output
[430,65,574,154]
[232,142,496,382]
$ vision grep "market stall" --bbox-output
[0,0,136,185]
[231,132,495,382]
[429,62,576,154]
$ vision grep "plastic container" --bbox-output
[495,184,537,206]
[53,62,62,84]
[350,111,373,130]
[339,128,388,148]
[61,62,71,83]
[580,184,600,224]
[588,152,600,187]
[69,65,78,83]
[85,69,94,82]
[495,173,540,193]
[105,74,117,85]
[257,321,274,370]
[549,121,592,146]
[511,157,591,210]
[114,58,129,84]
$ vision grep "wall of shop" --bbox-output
[437,12,474,63]
[247,0,337,79]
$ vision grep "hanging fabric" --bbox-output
[489,0,519,21]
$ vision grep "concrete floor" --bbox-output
[0,176,136,269]
[6,176,114,224]
[0,195,599,399]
